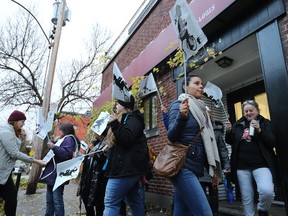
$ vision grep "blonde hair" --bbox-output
[106,109,128,148]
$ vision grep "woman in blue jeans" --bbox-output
[104,95,149,216]
[225,100,278,216]
[39,123,79,216]
[167,75,222,216]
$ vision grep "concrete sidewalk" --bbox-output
[17,183,81,216]
[16,182,170,216]
[16,182,286,216]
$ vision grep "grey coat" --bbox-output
[0,124,33,185]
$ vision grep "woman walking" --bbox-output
[225,100,278,216]
[103,95,149,216]
[167,75,221,216]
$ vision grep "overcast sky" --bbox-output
[0,0,146,136]
[0,0,146,60]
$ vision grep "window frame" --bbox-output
[143,93,159,138]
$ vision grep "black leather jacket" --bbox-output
[79,140,107,206]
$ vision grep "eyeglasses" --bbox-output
[242,100,256,106]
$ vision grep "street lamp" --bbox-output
[11,0,51,45]
[51,1,71,26]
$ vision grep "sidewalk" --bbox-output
[16,182,170,216]
[16,182,287,216]
[17,183,81,216]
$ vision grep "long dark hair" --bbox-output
[59,123,76,138]
[59,123,80,151]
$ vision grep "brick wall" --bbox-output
[278,0,288,68]
[147,69,176,195]
[101,0,178,91]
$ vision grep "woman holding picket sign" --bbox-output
[103,94,149,216]
[167,75,221,216]
[39,123,79,216]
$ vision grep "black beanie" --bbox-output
[117,95,135,110]
[8,110,27,122]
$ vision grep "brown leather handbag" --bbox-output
[153,127,204,178]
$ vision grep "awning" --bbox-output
[93,0,235,107]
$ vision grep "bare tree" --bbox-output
[0,8,47,110]
[0,6,111,194]
[0,10,111,113]
[56,24,110,113]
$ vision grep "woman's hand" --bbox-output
[225,121,232,132]
[223,168,231,175]
[251,119,261,133]
[47,141,55,149]
[34,159,47,167]
[180,98,189,117]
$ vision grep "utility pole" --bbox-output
[26,0,67,194]
[42,0,66,114]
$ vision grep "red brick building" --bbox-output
[54,113,90,141]
[94,0,288,211]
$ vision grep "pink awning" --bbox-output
[93,0,235,107]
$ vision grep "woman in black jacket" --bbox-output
[79,131,108,216]
[225,100,278,216]
[103,95,149,216]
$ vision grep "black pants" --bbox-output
[81,193,95,216]
[201,182,219,216]
[0,174,17,216]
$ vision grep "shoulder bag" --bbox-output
[153,127,204,178]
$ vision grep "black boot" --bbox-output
[258,210,269,216]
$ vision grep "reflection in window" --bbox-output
[143,94,157,131]
[234,93,270,120]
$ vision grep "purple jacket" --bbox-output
[39,135,77,185]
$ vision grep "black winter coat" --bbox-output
[106,110,149,178]
[225,115,279,184]
[79,140,107,207]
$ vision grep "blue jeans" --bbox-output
[103,175,144,216]
[45,184,65,216]
[171,168,213,216]
[237,168,275,216]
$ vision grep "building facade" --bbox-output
[54,113,90,141]
[94,0,288,212]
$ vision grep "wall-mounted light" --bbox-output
[215,56,233,68]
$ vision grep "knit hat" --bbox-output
[8,110,27,122]
[117,95,135,110]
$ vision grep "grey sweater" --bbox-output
[0,124,33,185]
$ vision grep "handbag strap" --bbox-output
[188,126,204,148]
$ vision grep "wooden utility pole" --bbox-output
[26,0,67,194]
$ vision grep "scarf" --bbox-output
[178,93,222,179]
